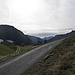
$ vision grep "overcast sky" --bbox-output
[0,0,75,37]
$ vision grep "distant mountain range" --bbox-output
[43,36,53,41]
[0,25,44,45]
[0,25,75,46]
[27,35,44,45]
[48,30,75,42]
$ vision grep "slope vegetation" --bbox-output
[0,44,16,56]
[22,35,75,75]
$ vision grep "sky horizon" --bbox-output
[0,0,75,37]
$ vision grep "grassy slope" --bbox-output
[0,44,16,56]
[0,44,17,63]
[22,35,75,75]
[19,46,38,54]
[0,44,39,63]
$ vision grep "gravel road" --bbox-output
[0,39,63,75]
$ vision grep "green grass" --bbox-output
[19,45,38,54]
[0,56,14,63]
[0,44,16,56]
[0,44,17,63]
[21,35,75,75]
[0,44,39,63]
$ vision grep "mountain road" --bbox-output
[0,39,63,75]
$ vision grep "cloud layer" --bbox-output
[0,0,75,37]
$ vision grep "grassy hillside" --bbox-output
[22,35,75,75]
[0,44,17,63]
[0,44,16,56]
[0,44,39,63]
[19,46,38,54]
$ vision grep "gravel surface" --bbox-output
[0,40,63,75]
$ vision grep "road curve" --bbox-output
[0,39,63,75]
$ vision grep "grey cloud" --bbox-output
[0,0,75,37]
[0,0,9,23]
[32,32,57,38]
[58,28,75,32]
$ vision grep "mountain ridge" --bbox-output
[48,30,75,42]
[26,35,44,45]
[0,25,34,45]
